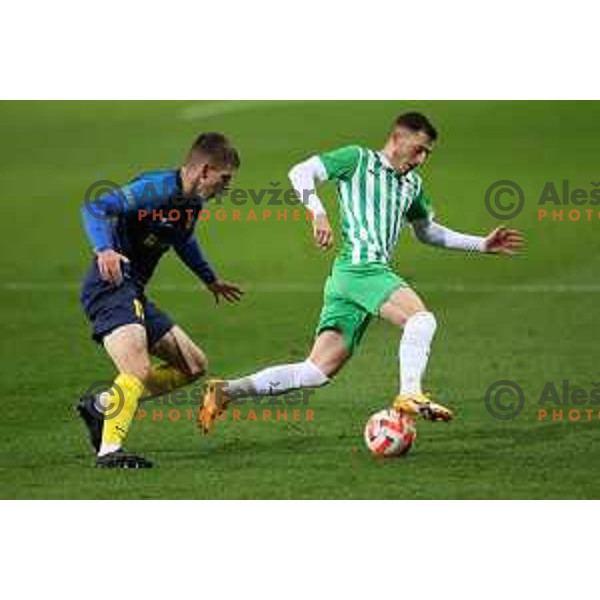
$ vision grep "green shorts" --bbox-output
[316,260,406,354]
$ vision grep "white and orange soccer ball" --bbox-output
[364,409,417,457]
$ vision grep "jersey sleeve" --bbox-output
[81,175,172,252]
[406,185,434,223]
[318,145,361,181]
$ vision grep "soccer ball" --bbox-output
[364,409,417,457]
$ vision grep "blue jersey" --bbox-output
[81,169,216,289]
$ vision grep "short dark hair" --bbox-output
[186,132,241,168]
[394,112,438,141]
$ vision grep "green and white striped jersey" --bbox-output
[319,145,433,266]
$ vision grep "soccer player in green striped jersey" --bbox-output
[198,112,523,432]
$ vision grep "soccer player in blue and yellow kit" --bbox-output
[78,132,243,468]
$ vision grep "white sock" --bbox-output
[399,311,437,395]
[96,392,121,456]
[98,443,120,457]
[226,360,329,398]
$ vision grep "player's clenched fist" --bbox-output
[96,249,130,286]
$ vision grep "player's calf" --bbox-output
[391,311,453,420]
[197,360,330,434]
[92,325,154,463]
[184,344,208,380]
[398,311,437,395]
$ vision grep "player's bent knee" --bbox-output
[184,346,208,380]
[127,361,152,384]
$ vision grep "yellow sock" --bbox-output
[99,373,145,455]
[142,364,197,399]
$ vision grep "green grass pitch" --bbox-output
[1,100,599,498]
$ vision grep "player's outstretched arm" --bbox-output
[412,220,524,255]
